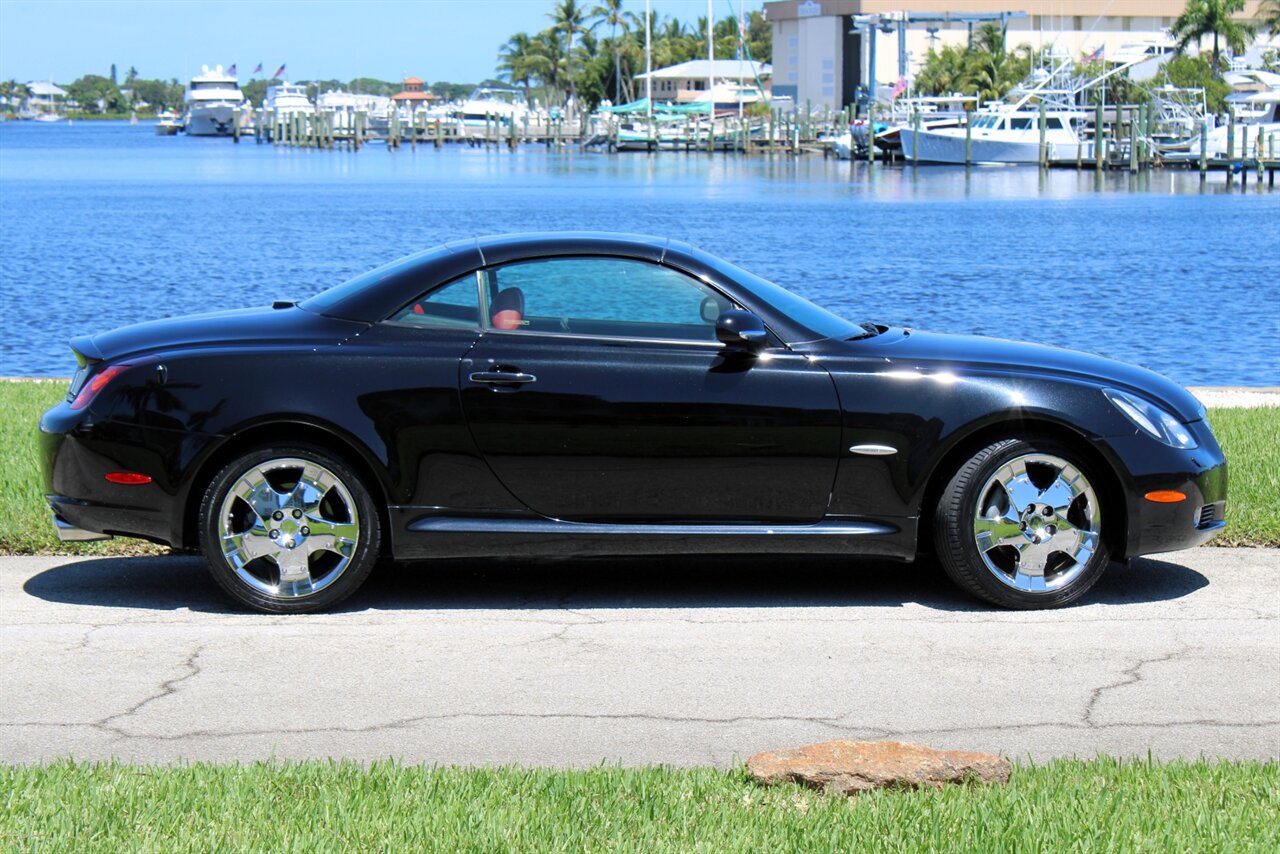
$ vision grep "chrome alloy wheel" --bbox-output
[971,453,1101,594]
[217,457,360,599]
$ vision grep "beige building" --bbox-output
[764,0,1277,110]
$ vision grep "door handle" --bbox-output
[469,371,537,385]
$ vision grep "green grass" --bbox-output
[2,759,1277,851]
[1207,407,1280,546]
[1,380,1276,554]
[0,380,163,556]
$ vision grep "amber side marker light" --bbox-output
[105,472,152,485]
[1144,490,1187,503]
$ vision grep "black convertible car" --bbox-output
[41,233,1226,612]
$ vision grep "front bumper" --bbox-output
[1099,418,1228,558]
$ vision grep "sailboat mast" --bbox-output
[738,2,744,120]
[645,0,652,123]
[707,0,714,122]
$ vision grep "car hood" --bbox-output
[851,329,1206,422]
[76,305,369,363]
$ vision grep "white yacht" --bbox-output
[898,55,1146,164]
[317,89,393,135]
[184,65,246,136]
[1187,91,1280,159]
[263,82,313,117]
[451,87,529,128]
[899,107,1087,164]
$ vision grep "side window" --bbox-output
[483,257,730,342]
[388,274,480,329]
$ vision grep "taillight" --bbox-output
[70,364,130,410]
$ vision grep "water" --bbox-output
[2,120,1278,385]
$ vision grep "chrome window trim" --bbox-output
[477,327,728,349]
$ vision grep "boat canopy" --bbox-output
[600,97,714,115]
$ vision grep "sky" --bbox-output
[0,0,767,85]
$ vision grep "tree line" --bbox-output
[495,0,770,110]
[0,70,486,116]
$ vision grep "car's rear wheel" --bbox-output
[934,438,1110,609]
[198,445,381,613]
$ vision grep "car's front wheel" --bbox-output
[934,438,1110,609]
[198,445,381,613]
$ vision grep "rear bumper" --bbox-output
[52,511,112,542]
[40,402,219,548]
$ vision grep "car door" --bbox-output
[457,256,842,523]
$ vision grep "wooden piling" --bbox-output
[1038,101,1047,168]
[1227,112,1235,160]
[1131,107,1141,172]
[1199,121,1208,178]
[1094,101,1104,171]
[912,110,920,167]
[866,106,876,166]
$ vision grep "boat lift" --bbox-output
[850,11,1028,112]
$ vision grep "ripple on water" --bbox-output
[1,120,1278,385]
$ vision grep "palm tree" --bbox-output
[1170,0,1255,80]
[497,32,542,101]
[548,0,588,107]
[1259,0,1280,36]
[654,17,694,67]
[591,0,629,103]
[533,28,568,105]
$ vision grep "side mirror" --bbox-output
[715,309,768,352]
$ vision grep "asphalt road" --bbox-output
[2,548,1277,766]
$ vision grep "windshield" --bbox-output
[699,253,869,342]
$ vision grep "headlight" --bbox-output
[1103,388,1197,449]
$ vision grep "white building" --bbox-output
[765,0,1280,111]
[25,81,68,114]
[636,59,772,103]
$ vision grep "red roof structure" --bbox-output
[392,76,438,102]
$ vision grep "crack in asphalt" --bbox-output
[94,644,207,737]
[1082,643,1193,728]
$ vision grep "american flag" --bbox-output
[227,63,237,76]
[273,63,286,79]
[252,62,263,75]
[1083,45,1104,63]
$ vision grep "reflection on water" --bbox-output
[2,120,1277,384]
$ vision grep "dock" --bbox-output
[220,103,1277,187]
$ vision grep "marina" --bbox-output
[86,56,1276,185]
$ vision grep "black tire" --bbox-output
[933,438,1110,609]
[198,444,382,613]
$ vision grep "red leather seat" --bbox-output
[490,287,524,330]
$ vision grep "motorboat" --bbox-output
[860,95,976,156]
[1186,91,1280,159]
[263,82,313,118]
[451,87,529,128]
[154,117,182,135]
[316,89,393,136]
[898,54,1150,164]
[184,64,246,136]
[899,106,1088,164]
